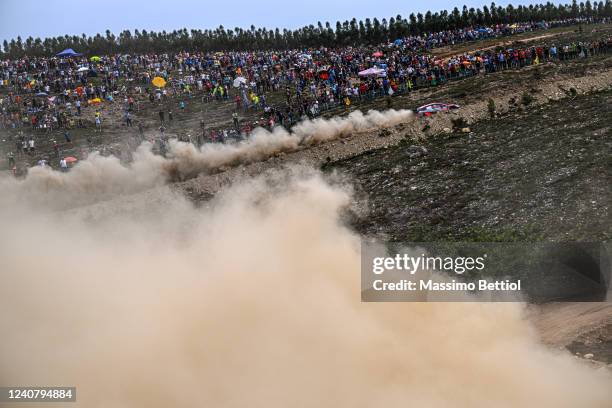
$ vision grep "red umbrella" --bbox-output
[372,51,383,57]
[64,156,78,164]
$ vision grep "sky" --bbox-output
[1,0,561,43]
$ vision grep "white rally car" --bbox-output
[416,102,460,116]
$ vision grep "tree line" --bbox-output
[3,1,612,58]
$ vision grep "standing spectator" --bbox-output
[7,152,15,168]
[53,140,60,157]
[94,111,102,132]
[138,122,145,140]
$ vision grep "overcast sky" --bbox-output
[1,0,561,43]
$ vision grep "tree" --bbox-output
[483,5,492,24]
[0,2,605,58]
[571,0,580,17]
[451,7,461,28]
[409,13,417,35]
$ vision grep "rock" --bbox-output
[443,127,452,134]
[461,127,471,133]
[584,353,594,359]
[406,145,428,159]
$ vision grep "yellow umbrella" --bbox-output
[90,56,101,62]
[88,98,102,104]
[152,76,166,88]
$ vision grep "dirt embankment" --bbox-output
[530,303,612,368]
[333,89,611,241]
[178,58,612,200]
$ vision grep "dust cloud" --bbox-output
[0,108,414,209]
[145,108,414,180]
[0,164,610,408]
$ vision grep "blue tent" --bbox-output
[56,48,82,57]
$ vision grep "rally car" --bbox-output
[416,102,460,116]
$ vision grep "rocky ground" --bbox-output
[331,89,611,242]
